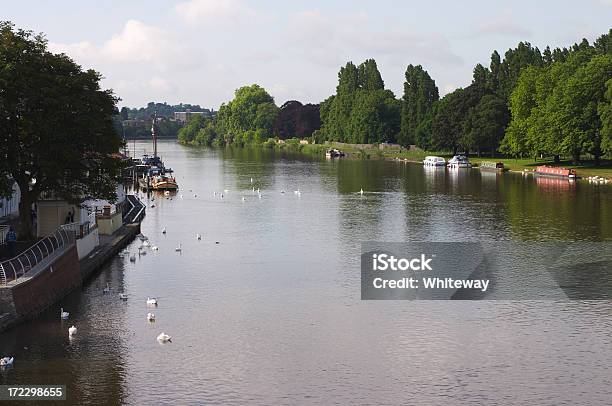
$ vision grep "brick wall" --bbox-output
[10,245,82,318]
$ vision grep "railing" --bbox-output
[60,221,97,239]
[123,195,145,224]
[0,228,75,286]
[0,225,8,245]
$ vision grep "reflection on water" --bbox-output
[1,141,611,405]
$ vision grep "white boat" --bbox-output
[447,155,472,168]
[423,156,446,166]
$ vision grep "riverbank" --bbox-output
[290,142,612,180]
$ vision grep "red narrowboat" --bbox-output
[535,165,578,179]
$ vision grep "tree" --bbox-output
[273,101,321,139]
[399,64,439,146]
[120,106,129,120]
[600,78,612,155]
[0,22,123,239]
[320,59,400,144]
[462,94,509,156]
[177,114,208,144]
[215,84,279,145]
[557,54,612,164]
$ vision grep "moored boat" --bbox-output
[150,174,178,190]
[423,156,446,166]
[325,148,345,158]
[535,165,578,179]
[479,161,506,172]
[447,155,472,168]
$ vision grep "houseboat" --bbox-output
[423,156,446,166]
[535,165,578,179]
[325,149,346,158]
[447,155,472,168]
[479,162,506,172]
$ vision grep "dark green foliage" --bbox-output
[399,64,439,146]
[501,33,612,163]
[320,59,400,144]
[0,21,123,238]
[273,101,321,139]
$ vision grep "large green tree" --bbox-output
[321,59,400,144]
[215,84,279,145]
[399,64,439,146]
[0,22,123,239]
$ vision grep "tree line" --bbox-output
[180,29,612,163]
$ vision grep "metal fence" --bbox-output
[0,225,8,246]
[0,228,75,286]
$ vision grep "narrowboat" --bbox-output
[535,165,578,179]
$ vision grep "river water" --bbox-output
[1,141,611,405]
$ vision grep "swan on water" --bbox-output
[103,283,110,293]
[151,246,159,251]
[60,308,69,320]
[119,293,128,301]
[146,297,158,306]
[175,244,182,252]
[250,177,253,183]
[360,188,364,195]
[242,197,246,202]
[224,189,229,193]
[162,227,167,234]
[157,332,172,342]
[196,234,202,240]
[142,240,151,247]
[147,313,155,322]
[0,357,13,367]
[68,325,77,336]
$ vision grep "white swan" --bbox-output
[224,189,229,193]
[147,313,155,322]
[360,188,364,195]
[196,234,202,240]
[157,332,172,342]
[68,325,77,336]
[103,283,110,293]
[175,244,182,252]
[119,293,128,301]
[250,177,253,183]
[60,308,69,320]
[242,197,246,202]
[146,297,158,306]
[0,357,13,367]
[151,246,158,251]
[142,240,151,247]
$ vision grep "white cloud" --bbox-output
[50,20,175,65]
[175,0,256,24]
[101,20,171,62]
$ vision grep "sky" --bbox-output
[4,0,611,109]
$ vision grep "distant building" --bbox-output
[174,110,207,124]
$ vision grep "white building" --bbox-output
[0,182,20,218]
